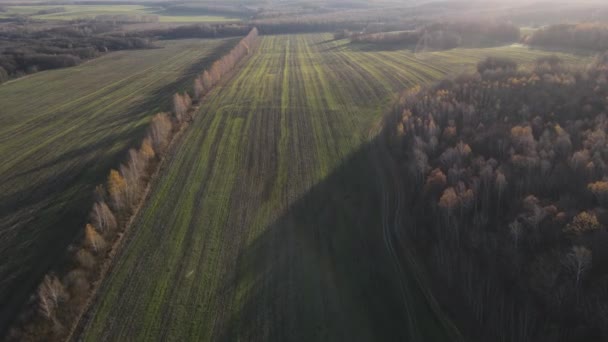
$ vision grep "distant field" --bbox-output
[0,4,242,22]
[0,38,237,333]
[80,34,585,341]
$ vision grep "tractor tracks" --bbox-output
[371,132,464,342]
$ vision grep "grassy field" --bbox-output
[79,34,585,341]
[0,5,241,22]
[0,38,237,333]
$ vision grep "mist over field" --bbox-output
[1,0,607,341]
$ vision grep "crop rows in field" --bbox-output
[0,38,237,332]
[80,34,586,341]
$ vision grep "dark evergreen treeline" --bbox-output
[525,23,608,52]
[386,55,608,341]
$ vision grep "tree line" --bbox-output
[385,54,608,341]
[142,23,251,40]
[525,23,608,52]
[192,27,259,101]
[6,27,260,342]
[348,20,520,49]
[34,7,66,15]
[0,10,447,84]
[0,22,153,84]
[92,14,159,23]
[255,19,366,35]
[0,20,262,84]
[143,21,358,39]
[0,20,261,85]
[162,3,255,18]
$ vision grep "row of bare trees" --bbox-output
[9,113,173,341]
[8,27,260,342]
[192,27,259,101]
[172,28,260,126]
[386,55,608,341]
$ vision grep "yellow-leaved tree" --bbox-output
[107,169,127,211]
[84,224,106,253]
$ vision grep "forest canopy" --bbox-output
[0,22,152,83]
[525,23,608,52]
[350,20,520,49]
[387,54,608,341]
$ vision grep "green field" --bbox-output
[0,5,241,22]
[0,38,237,331]
[80,34,584,341]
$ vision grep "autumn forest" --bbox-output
[0,1,607,341]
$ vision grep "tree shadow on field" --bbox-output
[0,38,239,337]
[214,140,417,341]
